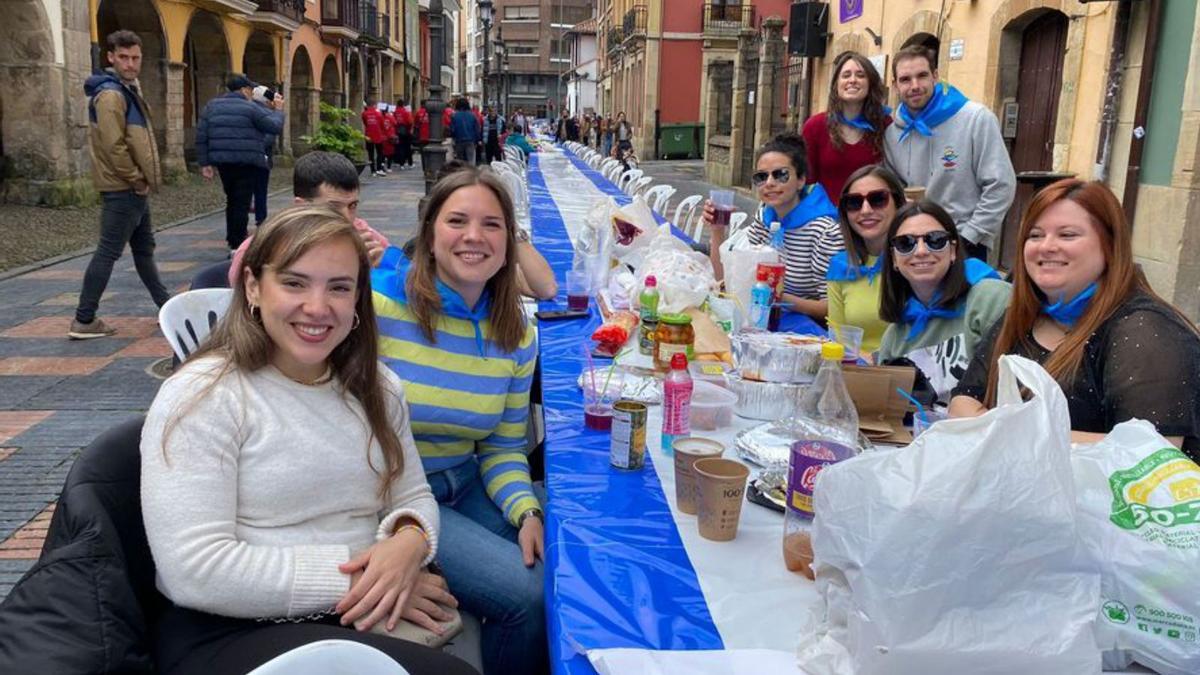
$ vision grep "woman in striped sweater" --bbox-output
[373,167,546,675]
[705,132,843,328]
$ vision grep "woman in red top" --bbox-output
[381,106,397,170]
[802,51,892,201]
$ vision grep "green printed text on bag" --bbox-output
[1108,447,1200,548]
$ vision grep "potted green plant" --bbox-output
[302,102,368,174]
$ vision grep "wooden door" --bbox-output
[1001,12,1067,269]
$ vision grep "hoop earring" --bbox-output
[248,303,260,320]
[352,312,360,330]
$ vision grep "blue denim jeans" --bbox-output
[75,190,170,324]
[428,458,548,675]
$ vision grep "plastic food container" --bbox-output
[690,380,739,430]
[689,360,733,389]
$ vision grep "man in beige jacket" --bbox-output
[69,29,170,339]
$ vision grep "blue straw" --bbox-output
[896,387,929,426]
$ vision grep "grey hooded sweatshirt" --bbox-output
[884,101,1016,250]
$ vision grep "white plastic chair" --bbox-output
[628,175,653,197]
[642,185,677,214]
[730,211,749,232]
[617,168,643,193]
[247,640,410,675]
[599,158,619,176]
[490,161,515,176]
[158,288,233,361]
[672,194,703,232]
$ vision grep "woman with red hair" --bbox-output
[949,179,1200,457]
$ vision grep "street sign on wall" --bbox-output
[840,0,864,23]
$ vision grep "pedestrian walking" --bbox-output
[450,98,481,163]
[362,96,387,176]
[884,45,1015,261]
[69,29,171,339]
[381,104,397,171]
[600,116,614,158]
[250,85,278,228]
[196,73,285,253]
[483,106,506,164]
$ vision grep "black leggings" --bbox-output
[153,604,478,675]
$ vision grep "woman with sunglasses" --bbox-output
[877,200,1008,407]
[802,51,891,201]
[705,132,842,326]
[825,165,906,355]
[949,180,1200,456]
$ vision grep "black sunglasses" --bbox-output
[891,231,954,255]
[841,190,892,212]
[751,168,791,187]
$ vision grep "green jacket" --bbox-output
[85,70,161,193]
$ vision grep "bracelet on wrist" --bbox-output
[394,523,429,552]
[517,508,544,529]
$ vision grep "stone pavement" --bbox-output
[0,165,425,600]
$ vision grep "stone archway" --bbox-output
[96,0,169,160]
[183,10,231,162]
[0,0,58,195]
[891,11,950,77]
[320,54,341,107]
[289,45,315,153]
[244,31,277,90]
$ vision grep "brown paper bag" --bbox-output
[843,364,917,445]
[684,307,731,355]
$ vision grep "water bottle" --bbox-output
[661,353,693,455]
[783,342,859,579]
[639,275,660,323]
[750,267,772,330]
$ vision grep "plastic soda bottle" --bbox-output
[639,275,660,323]
[661,353,693,455]
[783,342,859,579]
[750,267,772,330]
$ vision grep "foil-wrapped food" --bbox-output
[725,372,807,421]
[735,421,875,471]
[730,332,825,384]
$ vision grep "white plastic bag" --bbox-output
[638,223,717,314]
[722,244,780,323]
[1073,420,1200,675]
[610,196,660,271]
[573,196,617,292]
[798,355,1100,675]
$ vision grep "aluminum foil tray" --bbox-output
[730,331,825,384]
[577,367,661,405]
[726,372,806,421]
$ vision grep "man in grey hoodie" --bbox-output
[884,46,1015,261]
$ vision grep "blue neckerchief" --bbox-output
[1041,282,1098,328]
[764,184,838,249]
[370,249,492,356]
[826,252,884,283]
[899,259,1001,340]
[835,105,892,133]
[897,83,969,141]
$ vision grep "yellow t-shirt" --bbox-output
[827,254,889,355]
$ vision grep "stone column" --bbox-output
[729,28,757,188]
[754,17,786,152]
[703,59,731,187]
[280,33,294,158]
[163,61,188,177]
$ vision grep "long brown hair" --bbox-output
[983,180,1192,405]
[405,166,527,353]
[826,51,888,152]
[172,205,406,500]
[836,163,906,270]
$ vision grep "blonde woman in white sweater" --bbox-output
[141,205,477,674]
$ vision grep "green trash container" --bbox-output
[659,122,702,159]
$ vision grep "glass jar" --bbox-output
[654,313,695,371]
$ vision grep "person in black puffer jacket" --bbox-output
[196,74,285,253]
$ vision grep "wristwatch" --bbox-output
[515,227,531,243]
[517,507,544,528]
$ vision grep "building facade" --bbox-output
[701,0,1200,320]
[486,0,593,119]
[0,0,458,206]
[564,16,599,116]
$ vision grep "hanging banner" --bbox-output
[840,0,864,23]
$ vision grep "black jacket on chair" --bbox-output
[0,416,164,673]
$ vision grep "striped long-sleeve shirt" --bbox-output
[748,203,843,300]
[373,282,539,527]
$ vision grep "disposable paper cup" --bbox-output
[903,185,926,202]
[673,437,726,515]
[694,457,750,541]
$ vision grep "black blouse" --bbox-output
[953,291,1200,460]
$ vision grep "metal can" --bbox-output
[610,400,648,470]
[638,319,658,355]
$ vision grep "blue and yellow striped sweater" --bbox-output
[373,255,539,526]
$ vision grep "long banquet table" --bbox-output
[530,147,823,675]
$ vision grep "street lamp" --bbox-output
[478,0,493,110]
[494,38,508,115]
[421,0,448,194]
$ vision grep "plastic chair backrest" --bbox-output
[247,640,410,675]
[617,168,643,192]
[158,288,234,362]
[629,175,653,197]
[642,185,676,214]
[490,161,514,175]
[730,211,749,232]
[673,194,703,231]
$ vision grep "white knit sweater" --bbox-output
[140,356,439,619]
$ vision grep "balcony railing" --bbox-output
[703,3,755,37]
[376,12,391,44]
[606,26,622,55]
[322,0,363,33]
[622,5,647,42]
[254,0,306,24]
